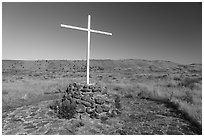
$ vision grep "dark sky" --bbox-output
[2,2,202,64]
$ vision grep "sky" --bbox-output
[2,2,202,64]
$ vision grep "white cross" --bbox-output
[61,15,112,85]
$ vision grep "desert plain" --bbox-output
[2,59,202,135]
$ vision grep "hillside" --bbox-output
[2,59,202,135]
[2,59,201,75]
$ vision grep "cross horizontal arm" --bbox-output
[90,29,112,36]
[61,24,88,32]
[61,24,112,36]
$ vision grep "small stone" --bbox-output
[70,98,77,106]
[72,93,81,99]
[94,96,105,104]
[76,99,81,104]
[86,89,92,92]
[81,100,92,107]
[65,94,72,100]
[101,104,110,112]
[81,95,88,101]
[73,87,78,91]
[87,93,94,98]
[88,85,94,89]
[100,115,109,122]
[110,109,118,117]
[75,121,85,127]
[101,90,108,95]
[90,111,99,119]
[86,107,95,114]
[76,104,86,113]
[76,84,83,90]
[73,82,77,87]
[81,95,94,104]
[95,105,103,114]
[68,84,74,90]
[83,85,88,89]
[92,87,101,92]
[81,88,89,92]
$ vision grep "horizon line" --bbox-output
[2,58,202,65]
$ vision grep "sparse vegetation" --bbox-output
[2,59,202,135]
[178,77,200,89]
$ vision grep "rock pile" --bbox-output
[50,83,120,120]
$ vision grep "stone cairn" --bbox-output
[50,83,121,120]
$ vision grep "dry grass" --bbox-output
[100,74,202,127]
[135,77,202,125]
[2,77,86,112]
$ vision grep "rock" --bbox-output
[86,93,94,98]
[81,88,91,92]
[62,94,72,101]
[73,82,77,87]
[87,89,92,92]
[90,111,99,119]
[86,107,95,114]
[76,104,86,113]
[83,85,88,89]
[65,87,71,94]
[70,98,77,106]
[101,104,110,112]
[73,87,78,91]
[107,109,118,117]
[81,100,92,107]
[88,85,94,89]
[76,84,83,90]
[76,99,81,104]
[81,95,94,104]
[81,95,89,101]
[95,105,103,114]
[68,84,74,90]
[61,95,66,102]
[99,113,109,121]
[72,92,81,99]
[92,87,102,92]
[94,96,105,104]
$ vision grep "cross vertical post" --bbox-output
[87,15,91,85]
[60,15,112,85]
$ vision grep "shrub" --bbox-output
[58,102,76,119]
[181,90,194,104]
[179,77,200,89]
[50,99,76,119]
[114,95,121,110]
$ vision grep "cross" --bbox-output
[60,15,112,85]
